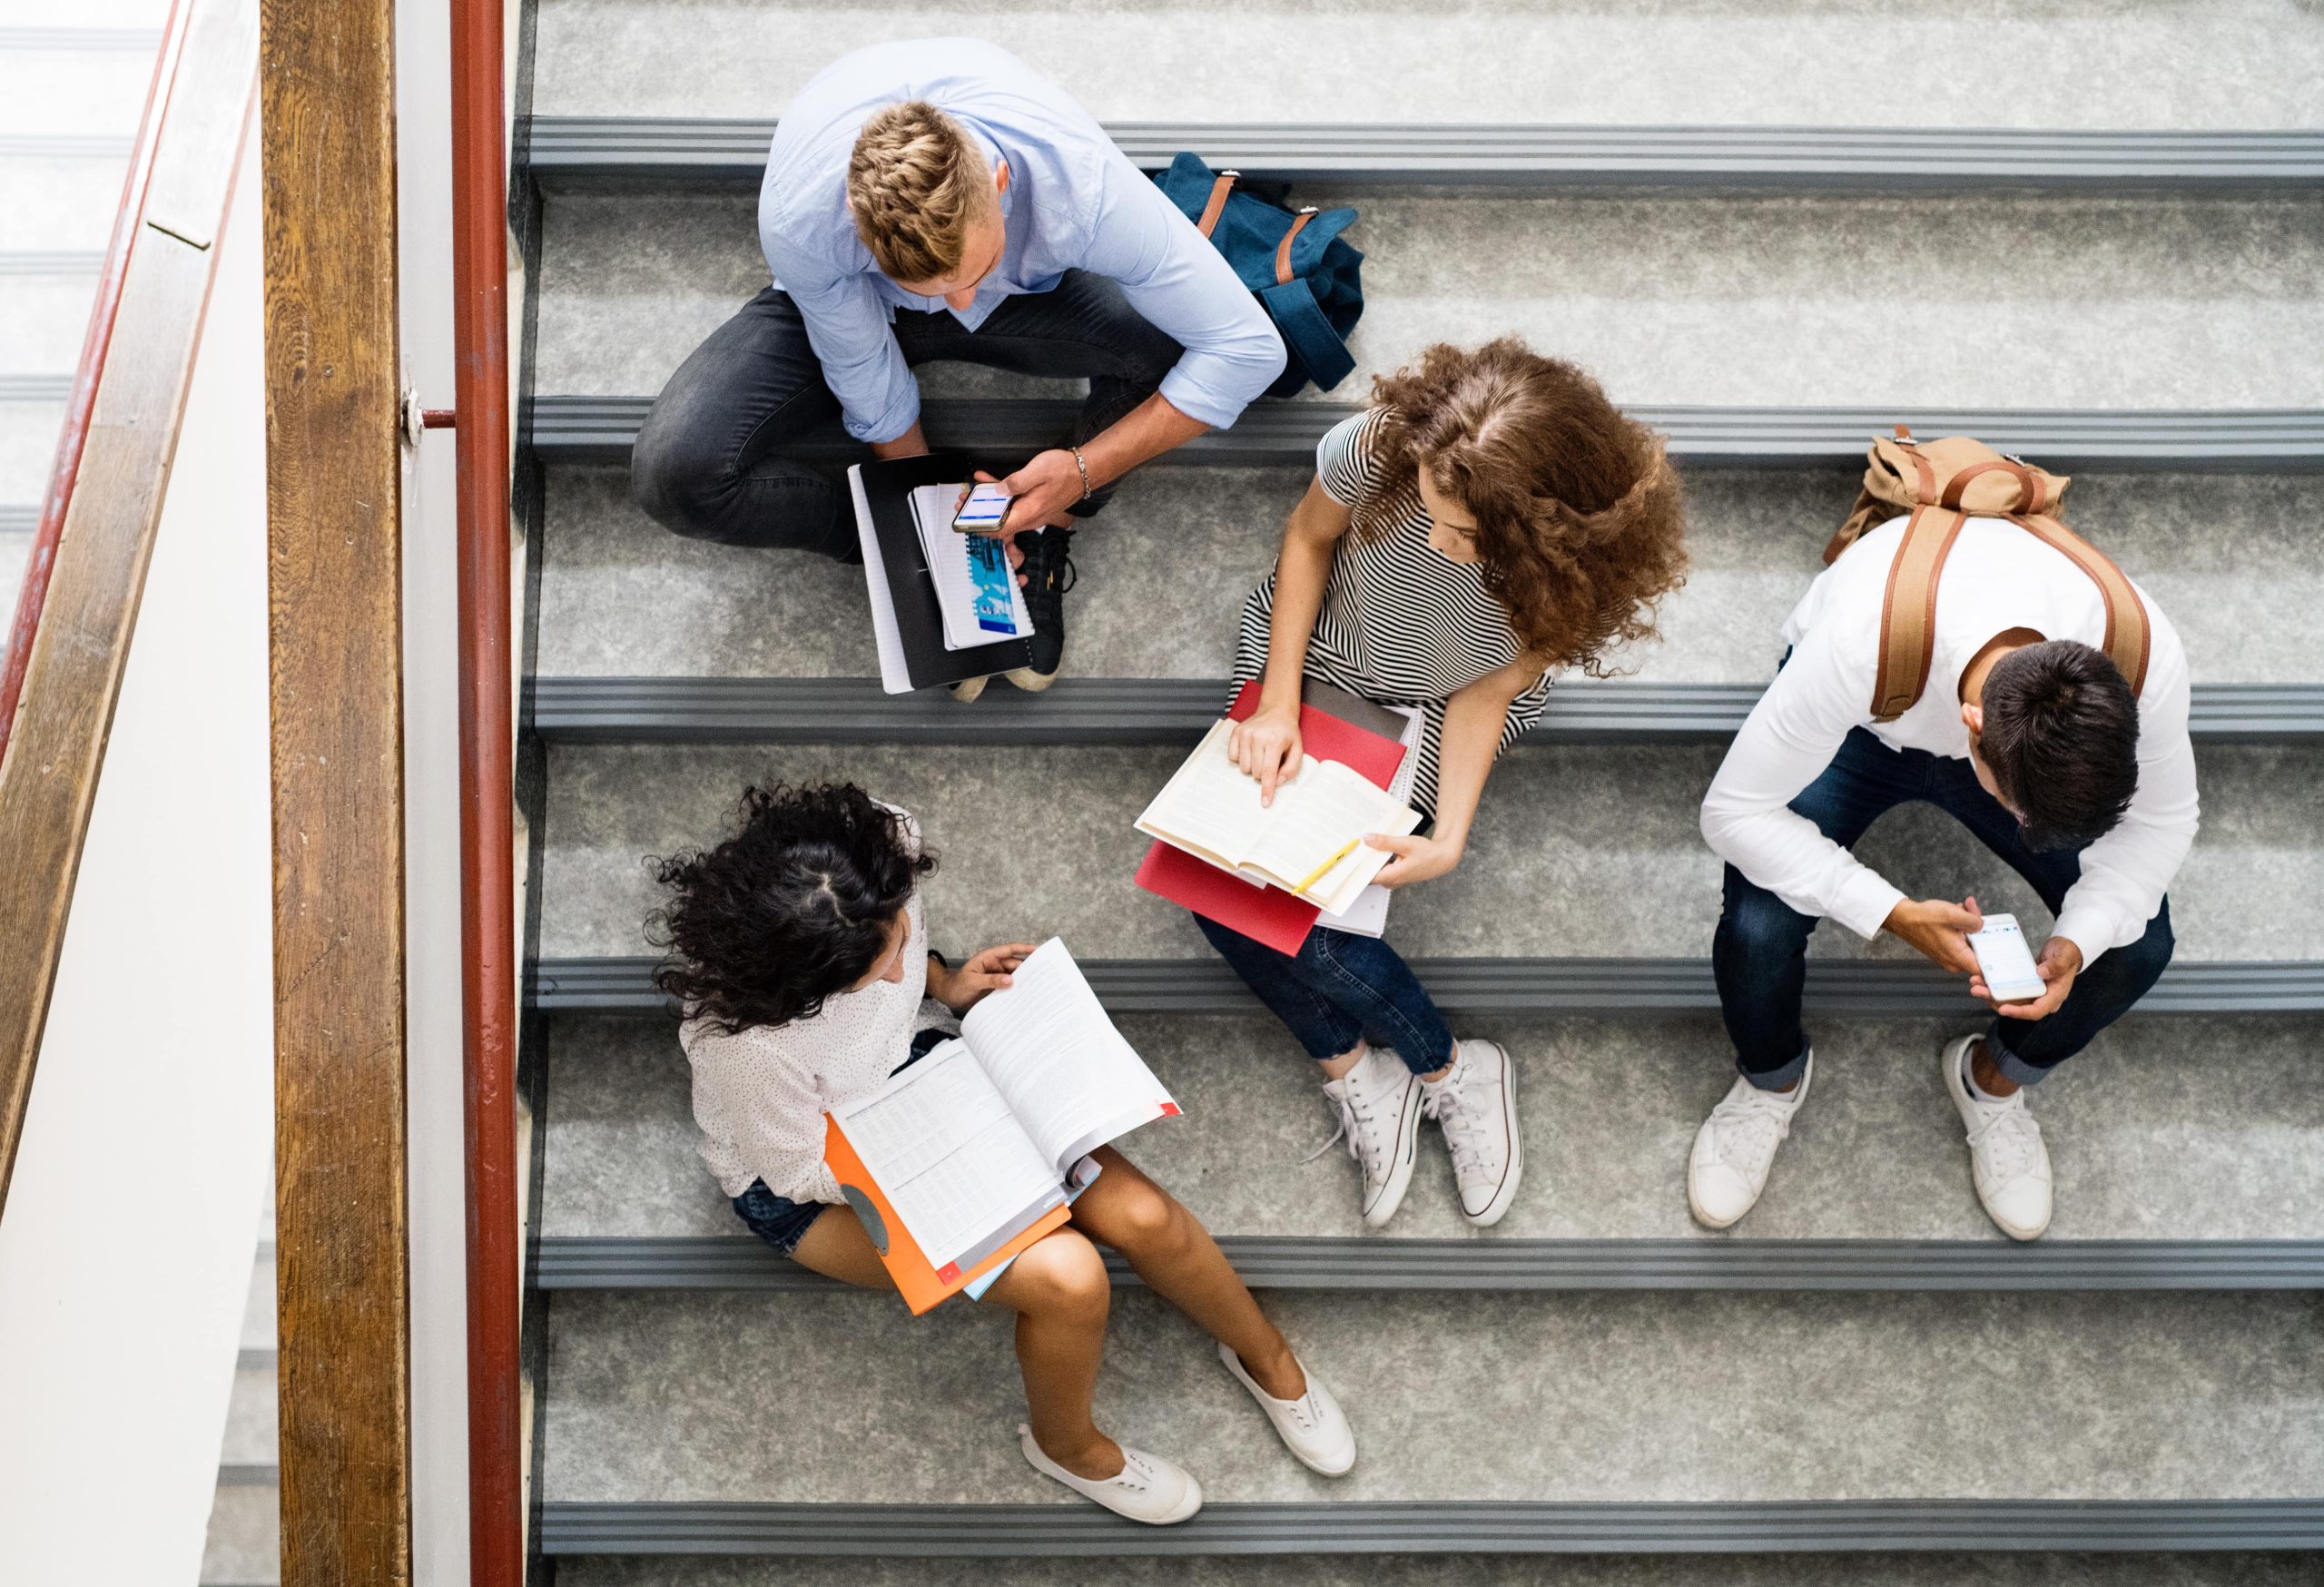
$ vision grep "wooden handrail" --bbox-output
[448,0,524,1578]
[0,0,256,1214]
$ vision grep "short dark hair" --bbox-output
[648,783,935,1035]
[1977,640,2140,852]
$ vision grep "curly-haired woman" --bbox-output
[653,782,1354,1524]
[1214,339,1689,1230]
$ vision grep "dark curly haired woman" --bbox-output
[652,783,1354,1525]
[1211,339,1689,1234]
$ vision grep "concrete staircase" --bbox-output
[515,0,2324,1578]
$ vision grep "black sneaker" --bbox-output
[1007,526,1076,691]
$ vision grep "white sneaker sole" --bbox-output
[1685,1058,1811,1231]
[1364,1075,1423,1229]
[1453,1051,1523,1228]
[1018,1429,1203,1525]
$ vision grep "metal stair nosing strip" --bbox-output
[528,955,2324,1017]
[535,1234,2324,1293]
[523,117,2324,189]
[537,1497,2324,1554]
[530,396,2324,468]
[525,675,2324,745]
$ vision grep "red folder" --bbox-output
[1135,681,1407,954]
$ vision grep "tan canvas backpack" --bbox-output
[1826,428,2152,721]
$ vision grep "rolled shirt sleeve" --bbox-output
[2051,648,2199,967]
[1699,626,1909,941]
[1077,160,1286,430]
[767,242,923,446]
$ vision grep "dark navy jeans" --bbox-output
[1196,915,1455,1075]
[631,271,1181,561]
[1713,725,2174,1091]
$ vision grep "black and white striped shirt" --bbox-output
[1230,408,1552,817]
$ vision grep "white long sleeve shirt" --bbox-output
[1699,514,2198,968]
[760,38,1286,443]
[678,828,957,1206]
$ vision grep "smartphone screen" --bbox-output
[1968,913,2046,1002]
[951,482,1012,534]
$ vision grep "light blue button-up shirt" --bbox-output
[759,38,1286,445]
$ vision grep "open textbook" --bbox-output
[909,483,1034,650]
[1136,717,1423,918]
[822,940,1179,1314]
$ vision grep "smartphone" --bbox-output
[950,481,1013,534]
[1968,913,2046,1003]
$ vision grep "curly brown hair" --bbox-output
[1359,339,1689,677]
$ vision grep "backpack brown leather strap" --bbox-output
[1939,458,2040,512]
[1275,207,1318,284]
[1872,503,1969,720]
[1196,172,1238,239]
[2008,512,2152,695]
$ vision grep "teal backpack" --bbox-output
[1154,151,1364,398]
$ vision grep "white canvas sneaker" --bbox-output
[1217,1341,1356,1476]
[1314,1046,1423,1228]
[1687,1054,1813,1229]
[1942,1034,2053,1241]
[1017,1425,1203,1524]
[1421,1039,1524,1227]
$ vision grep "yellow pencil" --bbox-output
[1290,837,1361,898]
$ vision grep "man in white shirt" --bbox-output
[630,38,1285,690]
[1690,513,2197,1240]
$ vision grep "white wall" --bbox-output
[0,132,274,1585]
[394,0,475,1579]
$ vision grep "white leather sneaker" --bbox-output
[1421,1039,1523,1227]
[1942,1034,2053,1241]
[1017,1425,1202,1524]
[1216,1341,1356,1476]
[1687,1054,1812,1229]
[1314,1046,1423,1228]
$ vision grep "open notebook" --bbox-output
[909,483,1034,650]
[822,940,1179,1314]
[1136,717,1423,917]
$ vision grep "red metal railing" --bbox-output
[0,0,189,762]
[448,0,523,1579]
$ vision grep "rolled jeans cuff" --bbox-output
[1984,1021,2056,1089]
[1741,1038,1811,1092]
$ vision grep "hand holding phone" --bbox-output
[950,481,1014,535]
[1967,913,2047,1004]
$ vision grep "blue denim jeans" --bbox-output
[631,271,1182,560]
[1713,725,2175,1091]
[1196,915,1454,1074]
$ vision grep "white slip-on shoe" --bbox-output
[1941,1034,2053,1241]
[1217,1341,1356,1476]
[1421,1039,1524,1227]
[1314,1046,1423,1228]
[1017,1424,1203,1524]
[1687,1054,1813,1230]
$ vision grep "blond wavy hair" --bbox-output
[846,101,998,282]
[1361,340,1689,677]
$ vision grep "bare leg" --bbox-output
[791,1206,1124,1481]
[1069,1148,1305,1400]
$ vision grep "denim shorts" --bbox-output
[729,1024,955,1259]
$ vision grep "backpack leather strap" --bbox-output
[1195,172,1238,239]
[2007,513,2152,695]
[1872,504,1968,721]
[1275,207,1318,284]
[1939,458,2041,512]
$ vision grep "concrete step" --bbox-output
[527,1,2324,131]
[2,396,67,501]
[197,1483,279,1587]
[540,1007,2324,1252]
[532,463,2324,692]
[0,40,159,141]
[0,153,133,252]
[537,741,2324,965]
[0,261,99,371]
[550,1556,2324,1587]
[539,1286,2324,1529]
[533,189,2324,412]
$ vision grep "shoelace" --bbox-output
[1421,1070,1492,1177]
[1022,529,1078,597]
[1709,1087,1797,1176]
[1301,1087,1372,1171]
[1963,1096,2044,1181]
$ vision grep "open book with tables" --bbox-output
[822,940,1179,1314]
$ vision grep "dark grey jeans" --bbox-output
[630,271,1181,561]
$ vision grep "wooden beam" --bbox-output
[0,0,257,1208]
[261,0,412,1581]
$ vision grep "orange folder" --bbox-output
[823,1113,1076,1315]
